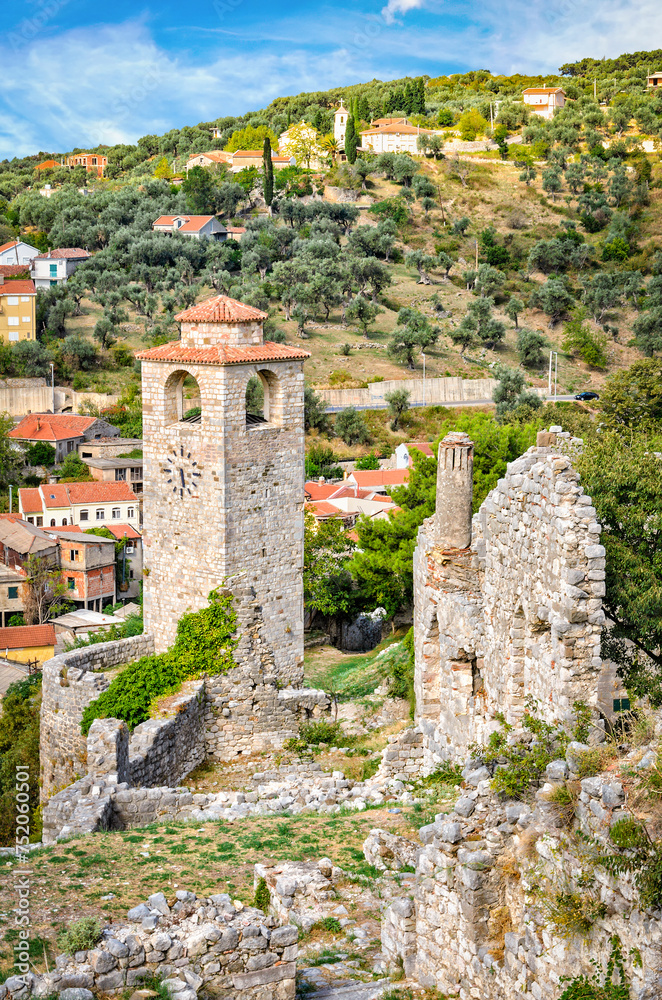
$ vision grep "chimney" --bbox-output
[0,275,4,286]
[435,432,474,550]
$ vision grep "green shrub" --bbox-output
[299,720,346,745]
[379,632,415,716]
[544,887,606,939]
[81,589,237,733]
[558,935,629,1000]
[254,877,270,912]
[419,760,464,788]
[312,916,342,933]
[57,917,102,954]
[600,822,662,909]
[0,675,42,847]
[609,817,647,850]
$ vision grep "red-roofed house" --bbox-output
[0,624,56,667]
[0,240,39,266]
[522,87,566,120]
[31,248,91,289]
[152,215,227,241]
[36,159,61,171]
[394,441,434,468]
[360,121,441,155]
[46,529,117,611]
[18,482,140,532]
[9,413,120,462]
[65,153,108,176]
[0,277,36,344]
[185,150,294,174]
[347,469,410,493]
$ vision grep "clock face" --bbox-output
[164,445,202,499]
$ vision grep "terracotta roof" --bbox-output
[33,248,90,260]
[225,226,246,234]
[16,489,43,514]
[9,413,96,442]
[0,279,36,295]
[350,469,410,487]
[523,88,565,94]
[305,501,353,519]
[0,241,20,253]
[0,265,30,277]
[178,217,217,232]
[327,485,386,501]
[36,159,60,170]
[361,124,436,136]
[136,340,310,366]
[187,151,232,163]
[174,295,268,324]
[0,517,57,553]
[64,482,138,505]
[0,624,55,650]
[104,523,141,540]
[370,117,410,126]
[304,482,344,501]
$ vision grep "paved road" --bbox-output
[324,394,578,413]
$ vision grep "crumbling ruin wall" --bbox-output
[413,430,605,768]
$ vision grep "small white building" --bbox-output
[152,215,227,240]
[333,102,351,145]
[522,87,566,120]
[0,240,40,266]
[360,121,440,155]
[31,248,91,289]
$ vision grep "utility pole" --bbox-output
[548,350,558,398]
[8,485,13,514]
[475,239,478,269]
[421,352,426,405]
[50,362,55,413]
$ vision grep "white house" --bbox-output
[522,88,566,120]
[185,150,232,171]
[31,248,91,289]
[360,121,440,155]
[152,215,227,240]
[0,240,40,266]
[18,481,140,532]
[333,102,351,145]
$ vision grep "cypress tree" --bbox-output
[345,115,358,164]
[263,137,274,210]
[404,81,414,114]
[416,78,426,114]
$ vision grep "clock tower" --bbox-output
[136,295,310,684]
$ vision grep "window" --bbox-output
[22,316,30,322]
[50,519,56,526]
[7,317,18,326]
[67,441,74,453]
[62,518,67,526]
[96,509,104,520]
[7,296,18,306]
[82,452,92,458]
[8,331,18,341]
[70,549,79,560]
[67,578,75,590]
[21,296,30,302]
[115,468,126,481]
[80,509,89,521]
[127,507,134,518]
[49,264,57,277]
[131,468,142,480]
[8,587,18,600]
[112,508,121,519]
[27,517,34,525]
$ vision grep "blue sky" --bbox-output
[1,0,660,159]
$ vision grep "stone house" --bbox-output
[0,515,59,572]
[82,455,143,493]
[0,564,26,627]
[9,412,120,463]
[78,437,142,460]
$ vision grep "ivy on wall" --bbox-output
[81,590,237,734]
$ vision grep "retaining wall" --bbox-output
[314,375,498,409]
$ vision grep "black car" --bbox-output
[574,391,600,401]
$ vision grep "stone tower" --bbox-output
[136,295,310,683]
[435,432,474,549]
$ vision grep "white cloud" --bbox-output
[380,0,425,27]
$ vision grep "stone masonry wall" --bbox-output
[40,634,155,802]
[141,353,306,684]
[414,432,606,768]
[1,890,297,1000]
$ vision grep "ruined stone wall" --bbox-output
[1,890,297,1000]
[414,433,605,767]
[39,634,155,801]
[141,357,305,684]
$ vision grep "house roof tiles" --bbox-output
[349,469,410,487]
[135,341,310,365]
[9,414,96,442]
[104,523,141,540]
[174,294,268,324]
[0,280,36,295]
[33,248,90,260]
[0,625,55,650]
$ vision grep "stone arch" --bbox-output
[163,368,203,424]
[245,367,280,426]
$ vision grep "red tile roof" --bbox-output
[187,151,232,163]
[305,501,353,519]
[361,124,436,136]
[174,295,268,324]
[9,414,96,442]
[225,226,247,234]
[36,159,60,170]
[523,87,565,94]
[178,217,216,232]
[0,279,36,295]
[17,489,43,514]
[33,248,90,260]
[304,482,343,501]
[104,523,141,540]
[38,485,70,508]
[136,341,310,365]
[0,265,30,277]
[327,484,386,500]
[350,469,410,487]
[63,482,137,505]
[0,241,20,253]
[0,624,55,650]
